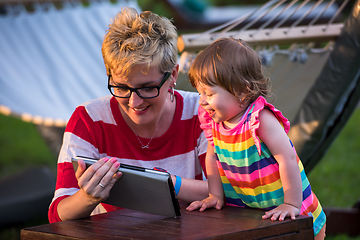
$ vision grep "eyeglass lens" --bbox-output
[111,86,159,98]
[108,72,170,99]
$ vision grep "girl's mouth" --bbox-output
[207,109,215,118]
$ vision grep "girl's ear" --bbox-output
[235,92,247,106]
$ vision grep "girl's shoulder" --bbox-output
[250,96,290,133]
[248,96,290,156]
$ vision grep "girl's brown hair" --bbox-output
[188,38,271,104]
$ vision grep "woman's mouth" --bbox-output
[131,105,150,114]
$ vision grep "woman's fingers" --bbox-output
[75,158,87,180]
[101,171,123,191]
[78,157,122,197]
[96,159,120,189]
[77,157,109,187]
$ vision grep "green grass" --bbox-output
[307,108,360,240]
[0,114,57,240]
[308,109,360,209]
[0,115,57,179]
[1,108,360,239]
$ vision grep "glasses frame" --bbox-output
[108,71,171,99]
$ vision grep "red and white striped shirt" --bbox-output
[48,90,207,223]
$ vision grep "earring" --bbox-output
[170,82,177,102]
[237,97,244,106]
[170,86,175,102]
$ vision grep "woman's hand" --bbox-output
[76,157,122,204]
[57,157,122,221]
[186,194,224,212]
[262,203,300,221]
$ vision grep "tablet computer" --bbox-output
[71,156,181,217]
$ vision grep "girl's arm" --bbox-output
[186,142,224,211]
[257,109,302,221]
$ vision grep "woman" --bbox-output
[48,7,208,223]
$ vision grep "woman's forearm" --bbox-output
[57,189,100,221]
[172,176,209,202]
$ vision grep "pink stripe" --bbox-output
[300,192,313,214]
[223,163,279,182]
[241,123,251,131]
[226,203,243,207]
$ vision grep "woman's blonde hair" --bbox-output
[102,7,178,76]
[188,38,271,104]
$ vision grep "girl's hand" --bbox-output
[262,203,300,221]
[186,194,224,212]
[75,157,122,204]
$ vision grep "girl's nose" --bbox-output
[198,95,207,106]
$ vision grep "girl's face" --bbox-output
[110,65,174,127]
[197,83,245,127]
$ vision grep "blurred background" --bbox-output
[1,0,359,239]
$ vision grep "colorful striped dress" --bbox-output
[199,96,326,236]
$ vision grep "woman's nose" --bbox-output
[128,92,144,107]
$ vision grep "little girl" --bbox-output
[186,38,326,239]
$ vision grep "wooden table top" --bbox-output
[21,203,313,239]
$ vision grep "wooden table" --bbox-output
[21,203,313,239]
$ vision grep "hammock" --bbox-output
[177,0,360,173]
[0,0,141,127]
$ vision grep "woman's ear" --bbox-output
[171,64,179,87]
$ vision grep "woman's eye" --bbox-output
[115,87,128,93]
[143,87,154,92]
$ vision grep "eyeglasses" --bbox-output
[108,71,171,99]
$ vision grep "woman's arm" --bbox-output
[172,176,209,203]
[57,158,122,221]
[257,109,302,221]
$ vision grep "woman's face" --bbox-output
[110,65,173,126]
